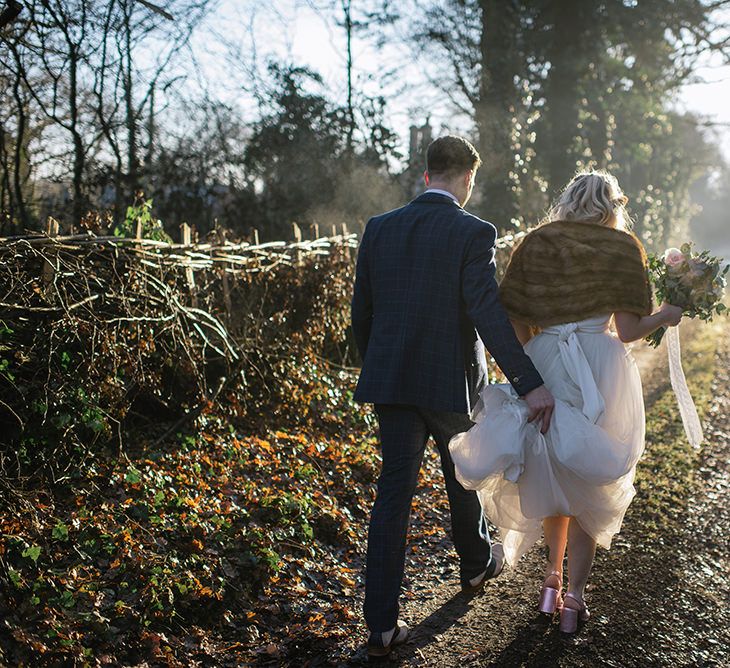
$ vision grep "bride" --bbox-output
[450,171,683,633]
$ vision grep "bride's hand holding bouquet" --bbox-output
[645,243,728,347]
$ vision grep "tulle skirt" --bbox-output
[449,316,645,566]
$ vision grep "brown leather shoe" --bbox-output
[367,619,409,658]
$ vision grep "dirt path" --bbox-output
[332,323,729,667]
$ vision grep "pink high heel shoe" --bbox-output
[538,570,563,614]
[559,592,590,633]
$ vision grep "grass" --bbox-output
[631,320,720,538]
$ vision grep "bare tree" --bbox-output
[99,0,210,213]
[0,0,213,228]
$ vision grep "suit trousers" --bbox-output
[363,404,496,633]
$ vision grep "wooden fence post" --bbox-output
[292,222,302,265]
[42,217,59,297]
[341,222,351,258]
[180,222,198,307]
[217,227,232,321]
[46,217,59,237]
[313,223,319,240]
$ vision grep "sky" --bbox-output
[196,1,730,164]
[677,61,730,159]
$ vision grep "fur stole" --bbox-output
[499,220,653,327]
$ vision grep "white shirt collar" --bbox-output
[424,188,460,204]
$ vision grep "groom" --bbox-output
[351,135,555,657]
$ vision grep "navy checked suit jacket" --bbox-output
[351,192,544,414]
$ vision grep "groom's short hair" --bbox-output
[426,135,482,178]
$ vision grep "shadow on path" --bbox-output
[483,613,570,667]
[344,590,475,665]
[402,590,475,652]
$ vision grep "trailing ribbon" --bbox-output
[666,325,703,448]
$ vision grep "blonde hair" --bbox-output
[548,170,630,230]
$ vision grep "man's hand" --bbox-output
[524,384,555,434]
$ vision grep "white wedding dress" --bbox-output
[449,315,645,566]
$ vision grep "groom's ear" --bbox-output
[424,170,430,186]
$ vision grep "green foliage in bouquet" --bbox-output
[645,242,728,347]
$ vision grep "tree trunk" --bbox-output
[541,1,595,196]
[146,84,156,167]
[11,69,28,228]
[95,1,125,223]
[476,0,521,232]
[68,44,85,225]
[589,98,612,169]
[0,122,11,221]
[123,0,138,196]
[343,0,354,157]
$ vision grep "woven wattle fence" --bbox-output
[0,219,522,481]
[0,221,359,478]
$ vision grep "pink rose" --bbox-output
[663,248,685,267]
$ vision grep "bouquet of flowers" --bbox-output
[645,243,728,347]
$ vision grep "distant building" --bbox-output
[402,121,432,198]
